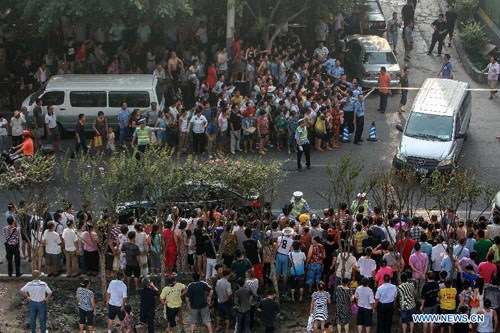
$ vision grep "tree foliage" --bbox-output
[8,0,193,33]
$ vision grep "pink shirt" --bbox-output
[375,266,393,287]
[478,262,497,284]
[82,231,98,252]
[409,251,428,279]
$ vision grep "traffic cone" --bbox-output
[341,126,351,143]
[367,122,379,141]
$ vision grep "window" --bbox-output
[109,91,150,108]
[41,91,64,106]
[363,52,397,65]
[405,113,453,141]
[155,82,164,105]
[460,91,471,120]
[70,91,107,107]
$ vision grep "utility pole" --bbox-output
[226,0,235,50]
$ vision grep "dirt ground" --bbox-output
[0,279,312,333]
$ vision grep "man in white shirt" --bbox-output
[10,110,26,147]
[43,221,62,277]
[354,247,377,287]
[188,109,207,154]
[431,237,447,272]
[44,105,62,152]
[482,56,499,100]
[375,274,398,333]
[20,270,52,333]
[0,114,7,153]
[313,42,329,63]
[107,272,127,333]
[62,220,79,277]
[274,227,295,285]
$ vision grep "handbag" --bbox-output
[351,302,359,315]
[93,135,103,147]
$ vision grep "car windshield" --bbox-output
[29,86,45,105]
[404,112,453,141]
[364,52,397,65]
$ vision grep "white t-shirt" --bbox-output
[335,253,357,279]
[276,235,294,255]
[356,257,376,278]
[10,116,25,136]
[45,113,57,129]
[190,115,207,134]
[107,279,127,306]
[62,228,78,251]
[0,118,7,136]
[355,286,375,310]
[43,230,62,255]
[487,62,500,81]
[21,280,52,302]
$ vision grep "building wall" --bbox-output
[480,0,500,28]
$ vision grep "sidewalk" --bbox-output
[380,0,479,86]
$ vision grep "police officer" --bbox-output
[295,118,311,171]
[132,118,165,159]
[353,88,375,145]
[290,191,311,219]
[340,91,355,140]
[351,193,373,217]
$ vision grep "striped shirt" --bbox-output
[3,225,20,245]
[398,282,416,310]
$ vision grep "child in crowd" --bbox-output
[106,127,116,154]
[122,305,136,333]
[187,229,196,273]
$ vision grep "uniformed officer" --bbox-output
[353,88,375,145]
[131,118,165,159]
[351,192,373,217]
[290,191,311,219]
[295,118,311,171]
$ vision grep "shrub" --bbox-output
[459,22,489,54]
[454,0,479,22]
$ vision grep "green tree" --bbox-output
[12,0,193,33]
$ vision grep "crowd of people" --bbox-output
[3,191,500,333]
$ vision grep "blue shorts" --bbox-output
[306,263,323,285]
[401,308,416,324]
[276,253,289,277]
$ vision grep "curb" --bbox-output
[453,36,488,84]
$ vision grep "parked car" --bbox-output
[361,0,387,36]
[393,78,472,174]
[344,34,401,88]
[116,182,261,222]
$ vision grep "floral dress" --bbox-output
[177,230,189,275]
[335,286,355,325]
[307,243,325,285]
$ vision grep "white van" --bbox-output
[393,78,472,174]
[22,74,165,133]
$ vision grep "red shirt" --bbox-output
[378,72,391,94]
[397,238,416,267]
[478,262,497,284]
[22,138,34,156]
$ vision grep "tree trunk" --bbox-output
[99,250,107,305]
[269,248,280,301]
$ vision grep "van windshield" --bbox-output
[404,112,453,141]
[29,87,45,105]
